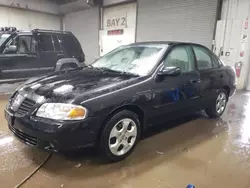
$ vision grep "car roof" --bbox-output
[14,30,72,36]
[128,41,207,48]
[16,31,33,35]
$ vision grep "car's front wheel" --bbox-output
[99,110,140,162]
[205,89,228,118]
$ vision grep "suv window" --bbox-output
[52,36,62,52]
[163,45,195,73]
[59,34,81,54]
[193,45,213,70]
[38,35,54,52]
[5,35,35,54]
[0,34,10,46]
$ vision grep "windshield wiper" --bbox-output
[97,67,139,76]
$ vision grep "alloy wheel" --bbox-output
[109,118,137,156]
[216,92,227,114]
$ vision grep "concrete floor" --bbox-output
[0,92,250,188]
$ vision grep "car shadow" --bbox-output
[23,110,228,185]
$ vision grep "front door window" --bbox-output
[163,45,195,72]
[4,35,35,54]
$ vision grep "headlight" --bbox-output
[36,103,87,121]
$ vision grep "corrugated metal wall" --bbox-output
[64,7,99,64]
[136,0,219,48]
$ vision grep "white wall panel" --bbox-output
[219,0,250,90]
[0,6,60,30]
[64,7,99,64]
[103,3,136,30]
[221,0,250,20]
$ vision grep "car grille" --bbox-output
[16,98,36,116]
[9,125,37,146]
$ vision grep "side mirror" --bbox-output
[157,66,181,76]
[4,45,17,54]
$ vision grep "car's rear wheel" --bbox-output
[99,110,140,162]
[205,89,228,118]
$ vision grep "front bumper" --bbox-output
[5,109,104,151]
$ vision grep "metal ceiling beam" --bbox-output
[59,0,90,14]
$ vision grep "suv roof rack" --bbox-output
[32,29,71,34]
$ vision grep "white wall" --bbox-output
[221,0,250,20]
[217,0,250,90]
[0,0,59,15]
[64,7,99,64]
[0,6,60,30]
[59,0,89,14]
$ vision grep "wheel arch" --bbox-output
[98,104,145,141]
[55,58,82,71]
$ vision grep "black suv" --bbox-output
[0,28,85,83]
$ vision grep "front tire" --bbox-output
[205,89,228,118]
[99,110,141,162]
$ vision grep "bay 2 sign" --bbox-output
[107,17,127,28]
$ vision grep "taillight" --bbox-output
[79,53,85,62]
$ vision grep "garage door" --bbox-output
[64,7,99,64]
[136,0,218,48]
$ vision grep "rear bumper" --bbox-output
[5,109,105,151]
[229,84,237,97]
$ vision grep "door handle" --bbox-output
[190,79,201,84]
[57,54,64,59]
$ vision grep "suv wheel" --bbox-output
[205,89,228,118]
[99,110,141,162]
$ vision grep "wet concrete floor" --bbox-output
[0,92,250,187]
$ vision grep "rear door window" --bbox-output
[211,54,222,68]
[38,35,54,52]
[193,45,213,70]
[52,36,62,52]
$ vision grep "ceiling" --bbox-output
[49,0,102,14]
[49,0,78,5]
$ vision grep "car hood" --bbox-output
[19,67,141,102]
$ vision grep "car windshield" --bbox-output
[0,34,10,46]
[92,45,166,76]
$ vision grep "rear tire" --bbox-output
[99,110,141,162]
[205,89,228,118]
